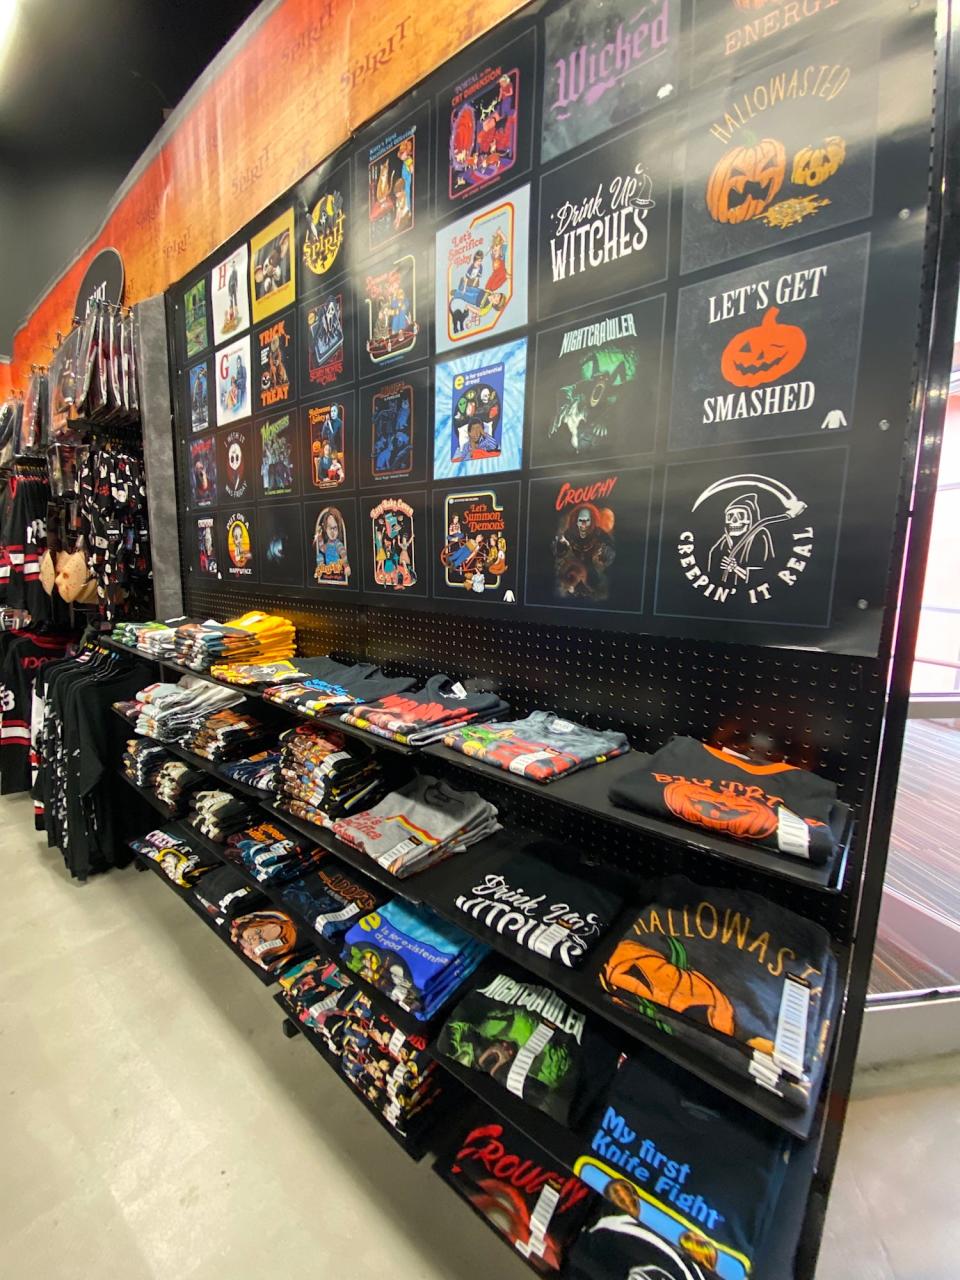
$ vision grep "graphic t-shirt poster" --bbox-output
[305,497,357,590]
[436,481,520,602]
[224,508,256,581]
[218,425,253,503]
[357,105,429,257]
[215,335,252,427]
[359,365,430,487]
[210,246,250,345]
[298,156,350,293]
[257,412,299,499]
[254,310,296,414]
[305,395,352,491]
[434,339,527,480]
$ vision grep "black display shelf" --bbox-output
[422,745,851,893]
[273,991,434,1160]
[116,768,180,821]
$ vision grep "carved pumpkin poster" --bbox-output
[655,445,847,628]
[680,32,879,274]
[669,234,869,451]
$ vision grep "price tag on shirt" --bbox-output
[506,1023,554,1097]
[515,1184,560,1260]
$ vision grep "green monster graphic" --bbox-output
[445,1008,572,1090]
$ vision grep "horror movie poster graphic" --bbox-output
[436,483,520,601]
[253,310,296,413]
[249,207,295,323]
[257,412,299,499]
[360,253,421,372]
[541,0,679,165]
[655,446,848,629]
[305,497,357,591]
[358,106,427,256]
[297,157,350,291]
[210,245,250,345]
[305,395,352,491]
[680,33,879,275]
[217,426,253,502]
[258,502,305,588]
[359,366,429,487]
[188,360,210,433]
[189,435,217,508]
[537,122,670,320]
[434,339,527,480]
[669,235,868,451]
[364,494,426,596]
[436,186,530,354]
[183,279,209,358]
[532,294,665,468]
[195,516,220,578]
[438,28,537,214]
[525,467,650,614]
[215,335,252,427]
[299,288,353,395]
[224,508,256,581]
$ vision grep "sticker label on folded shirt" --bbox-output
[450,682,468,699]
[777,806,811,859]
[515,1184,560,1260]
[774,976,810,1079]
[531,922,574,958]
[315,902,361,930]
[550,719,576,733]
[376,834,430,867]
[389,1028,407,1057]
[506,1022,554,1098]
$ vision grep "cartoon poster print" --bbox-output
[194,516,220,578]
[257,412,299,499]
[253,310,296,413]
[298,157,350,292]
[361,253,420,369]
[188,361,210,433]
[183,280,209,357]
[299,288,353,395]
[436,482,520,600]
[434,338,527,480]
[358,106,426,255]
[217,425,253,502]
[224,508,256,581]
[532,294,665,468]
[438,28,536,213]
[364,494,426,595]
[250,207,295,323]
[654,446,848,628]
[305,497,357,590]
[525,467,650,613]
[215,335,252,427]
[680,33,879,275]
[669,235,869,451]
[305,394,352,491]
[259,502,305,587]
[210,245,250,344]
[359,365,429,487]
[189,436,217,508]
[537,122,671,319]
[541,0,679,164]
[435,185,530,354]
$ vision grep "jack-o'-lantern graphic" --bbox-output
[719,307,807,388]
[602,936,737,1036]
[792,135,847,187]
[705,139,786,224]
[663,778,779,841]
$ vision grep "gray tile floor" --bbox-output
[2,791,956,1279]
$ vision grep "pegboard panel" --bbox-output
[184,582,881,938]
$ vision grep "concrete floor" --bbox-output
[2,790,956,1280]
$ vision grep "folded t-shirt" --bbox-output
[444,711,630,783]
[608,737,845,865]
[280,860,385,939]
[342,674,509,744]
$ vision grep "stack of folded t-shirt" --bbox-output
[447,840,623,970]
[340,898,488,1021]
[437,971,619,1125]
[129,828,217,888]
[443,712,630,783]
[608,736,847,866]
[191,864,269,927]
[185,788,260,843]
[121,677,244,743]
[229,906,307,972]
[280,858,385,941]
[340,674,509,746]
[208,659,307,687]
[438,1107,595,1274]
[121,737,169,788]
[278,954,355,1042]
[173,611,296,671]
[275,723,384,826]
[180,708,272,763]
[221,819,325,885]
[330,774,500,879]
[569,1053,791,1280]
[599,875,837,1111]
[219,750,281,794]
[263,658,418,718]
[153,759,205,812]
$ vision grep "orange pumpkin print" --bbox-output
[720,306,807,388]
[662,778,778,842]
[705,138,785,225]
[603,937,736,1036]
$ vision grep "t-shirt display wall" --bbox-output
[169,0,933,660]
